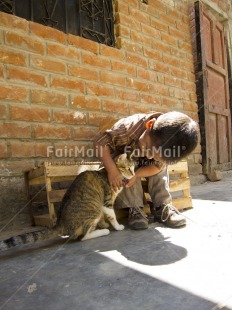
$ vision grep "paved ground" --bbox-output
[0,172,232,310]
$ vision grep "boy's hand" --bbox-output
[108,169,124,191]
[125,175,138,188]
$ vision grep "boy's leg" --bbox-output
[115,178,148,230]
[147,166,186,228]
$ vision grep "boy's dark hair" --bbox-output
[150,111,199,164]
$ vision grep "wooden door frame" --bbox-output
[195,1,232,174]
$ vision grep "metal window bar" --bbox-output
[0,0,115,47]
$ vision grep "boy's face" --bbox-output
[138,128,163,161]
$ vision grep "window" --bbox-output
[0,0,115,46]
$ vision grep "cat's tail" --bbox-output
[0,227,61,252]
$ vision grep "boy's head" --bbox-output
[140,111,199,164]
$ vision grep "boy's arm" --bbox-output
[94,142,124,191]
[125,164,165,188]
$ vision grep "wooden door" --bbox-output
[195,1,232,174]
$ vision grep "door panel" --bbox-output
[195,1,232,174]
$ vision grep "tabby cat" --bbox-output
[0,153,134,251]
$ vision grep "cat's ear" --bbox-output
[119,153,127,161]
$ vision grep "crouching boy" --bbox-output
[94,111,199,230]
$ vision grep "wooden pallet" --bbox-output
[25,160,192,228]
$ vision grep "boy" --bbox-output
[94,111,199,230]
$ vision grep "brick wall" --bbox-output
[1,0,224,218]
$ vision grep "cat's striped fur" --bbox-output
[0,154,134,251]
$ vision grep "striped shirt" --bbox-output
[95,112,163,167]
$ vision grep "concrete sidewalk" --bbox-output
[0,172,232,310]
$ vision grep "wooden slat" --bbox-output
[167,161,188,174]
[48,189,67,203]
[172,197,192,210]
[169,178,190,192]
[29,175,76,185]
[34,214,54,228]
[46,164,100,177]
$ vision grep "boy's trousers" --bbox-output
[115,166,172,210]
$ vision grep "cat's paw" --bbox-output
[115,224,124,231]
[101,229,110,236]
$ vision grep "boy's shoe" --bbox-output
[154,203,186,228]
[128,206,148,230]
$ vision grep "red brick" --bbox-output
[11,142,35,157]
[161,33,177,46]
[183,102,198,112]
[129,8,150,24]
[150,83,169,96]
[169,88,189,100]
[7,67,47,87]
[82,53,111,69]
[34,124,70,139]
[31,90,67,107]
[115,1,129,14]
[171,67,188,79]
[34,143,50,157]
[0,12,27,31]
[0,47,27,66]
[10,105,50,122]
[159,12,177,27]
[169,27,186,41]
[68,35,99,54]
[0,104,7,119]
[115,25,131,38]
[166,7,181,20]
[89,113,118,127]
[51,77,85,93]
[150,60,170,74]
[101,71,126,87]
[111,60,136,76]
[149,0,167,12]
[0,84,28,101]
[47,43,80,62]
[30,22,66,44]
[120,40,143,54]
[126,52,148,68]
[116,14,141,31]
[180,60,195,72]
[68,65,99,81]
[0,142,8,158]
[182,80,196,92]
[164,76,181,88]
[137,67,156,81]
[53,110,87,125]
[143,47,162,61]
[100,45,125,60]
[127,78,150,92]
[162,97,183,110]
[71,95,101,110]
[129,104,154,114]
[115,88,140,102]
[163,54,180,67]
[0,64,4,78]
[151,18,168,32]
[140,93,160,105]
[141,24,160,39]
[31,56,66,74]
[5,32,45,54]
[178,41,193,53]
[0,123,31,138]
[131,30,152,47]
[73,126,98,140]
[10,142,49,158]
[86,82,114,97]
[152,40,170,53]
[102,100,129,114]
